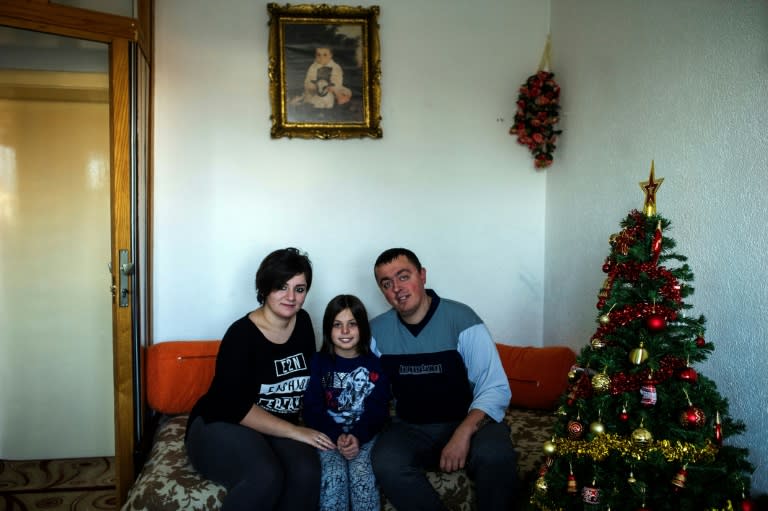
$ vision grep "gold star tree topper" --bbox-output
[639,160,664,217]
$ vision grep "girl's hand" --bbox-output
[296,426,335,451]
[337,433,360,460]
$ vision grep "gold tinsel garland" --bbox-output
[550,434,718,463]
[533,504,734,511]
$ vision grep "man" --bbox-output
[370,248,518,511]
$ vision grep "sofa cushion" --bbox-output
[495,344,576,410]
[146,340,220,414]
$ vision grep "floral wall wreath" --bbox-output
[510,35,562,170]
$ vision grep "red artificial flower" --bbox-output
[511,70,562,170]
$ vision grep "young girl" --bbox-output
[303,294,390,511]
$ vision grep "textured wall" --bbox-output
[546,0,768,495]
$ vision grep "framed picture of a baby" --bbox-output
[267,3,382,139]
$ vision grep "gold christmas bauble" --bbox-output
[535,476,548,493]
[599,313,611,325]
[591,337,606,349]
[629,343,649,365]
[568,369,578,382]
[542,440,557,455]
[591,372,611,394]
[631,426,653,444]
[589,421,605,435]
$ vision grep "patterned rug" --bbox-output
[0,457,116,510]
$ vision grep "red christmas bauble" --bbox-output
[567,420,585,439]
[679,406,706,428]
[619,410,629,422]
[741,500,754,511]
[677,366,698,383]
[646,314,666,332]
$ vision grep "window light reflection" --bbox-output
[0,145,18,224]
[86,153,107,190]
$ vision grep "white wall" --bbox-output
[153,0,550,346]
[546,0,768,495]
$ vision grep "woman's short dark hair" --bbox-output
[254,247,313,304]
[321,294,371,357]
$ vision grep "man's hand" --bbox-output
[439,431,471,472]
[440,409,491,472]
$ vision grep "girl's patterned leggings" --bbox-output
[319,437,380,511]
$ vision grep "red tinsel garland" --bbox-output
[592,303,679,341]
[568,355,688,399]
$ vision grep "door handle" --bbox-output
[119,249,133,307]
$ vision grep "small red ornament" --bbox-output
[741,499,754,511]
[619,406,629,422]
[714,411,723,446]
[680,405,706,428]
[677,366,698,383]
[671,466,688,489]
[640,380,657,406]
[567,419,585,439]
[538,457,552,476]
[651,220,663,265]
[567,473,578,495]
[582,482,600,505]
[695,335,706,347]
[646,314,666,332]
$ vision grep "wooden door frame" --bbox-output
[0,1,153,506]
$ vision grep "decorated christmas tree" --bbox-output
[529,163,754,511]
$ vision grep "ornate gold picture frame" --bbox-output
[267,3,382,139]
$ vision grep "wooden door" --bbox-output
[0,1,152,505]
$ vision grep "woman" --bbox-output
[185,247,335,511]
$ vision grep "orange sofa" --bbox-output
[122,341,576,511]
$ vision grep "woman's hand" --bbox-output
[296,426,336,451]
[337,433,360,460]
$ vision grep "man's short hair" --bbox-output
[374,248,421,271]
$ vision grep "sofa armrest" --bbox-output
[496,344,576,410]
